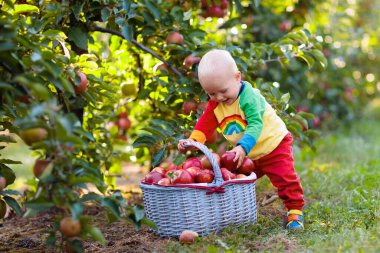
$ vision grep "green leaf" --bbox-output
[70,202,84,220]
[219,18,241,29]
[121,23,133,42]
[152,147,166,168]
[0,159,21,165]
[14,4,39,14]
[281,93,290,104]
[0,189,21,196]
[234,0,243,14]
[133,135,157,148]
[292,115,308,130]
[101,198,120,220]
[132,205,145,222]
[297,111,315,120]
[68,27,88,50]
[86,226,106,245]
[3,196,22,216]
[297,52,315,69]
[145,0,161,21]
[310,49,328,68]
[141,217,157,230]
[0,164,16,186]
[0,134,17,143]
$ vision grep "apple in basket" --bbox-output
[157,178,171,186]
[236,174,248,179]
[221,168,236,181]
[235,158,255,176]
[182,157,202,170]
[167,162,178,171]
[195,169,215,183]
[200,153,221,169]
[221,152,239,172]
[143,171,164,184]
[152,166,166,174]
[185,166,201,178]
[172,169,194,184]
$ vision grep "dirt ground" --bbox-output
[0,163,282,253]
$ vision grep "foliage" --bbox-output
[0,0,378,251]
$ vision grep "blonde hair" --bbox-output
[198,49,239,81]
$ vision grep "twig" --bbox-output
[261,194,279,206]
[92,26,184,77]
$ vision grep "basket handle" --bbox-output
[183,139,224,186]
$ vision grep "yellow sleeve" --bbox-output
[189,130,207,144]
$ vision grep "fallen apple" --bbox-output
[179,230,199,244]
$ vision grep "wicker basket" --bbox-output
[140,140,257,237]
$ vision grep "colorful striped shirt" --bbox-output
[189,82,288,160]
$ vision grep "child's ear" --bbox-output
[235,71,241,82]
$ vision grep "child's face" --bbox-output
[200,70,241,105]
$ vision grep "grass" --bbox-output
[164,107,380,252]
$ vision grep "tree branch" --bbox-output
[92,26,184,77]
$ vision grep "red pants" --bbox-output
[253,133,304,211]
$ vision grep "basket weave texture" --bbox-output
[140,140,257,237]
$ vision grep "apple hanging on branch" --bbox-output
[71,71,88,94]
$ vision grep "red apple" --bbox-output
[220,0,229,9]
[185,166,201,178]
[208,5,225,18]
[313,115,321,128]
[172,169,194,184]
[195,169,214,183]
[33,159,50,178]
[167,163,178,171]
[221,168,236,181]
[152,166,166,174]
[236,158,255,176]
[196,101,208,111]
[278,20,292,32]
[200,153,220,169]
[73,71,88,94]
[144,171,164,184]
[157,178,171,186]
[166,31,183,44]
[117,117,131,130]
[182,157,202,170]
[221,152,239,172]
[183,55,201,69]
[179,230,198,244]
[118,111,128,118]
[182,100,197,115]
[157,63,169,73]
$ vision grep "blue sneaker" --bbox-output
[286,209,304,230]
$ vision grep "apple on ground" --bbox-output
[166,31,183,44]
[172,169,194,184]
[179,230,198,244]
[195,169,215,183]
[221,168,236,181]
[144,171,165,184]
[221,152,239,172]
[236,158,255,176]
[59,217,81,237]
[182,157,202,170]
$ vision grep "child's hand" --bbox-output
[231,145,246,168]
[178,139,196,153]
